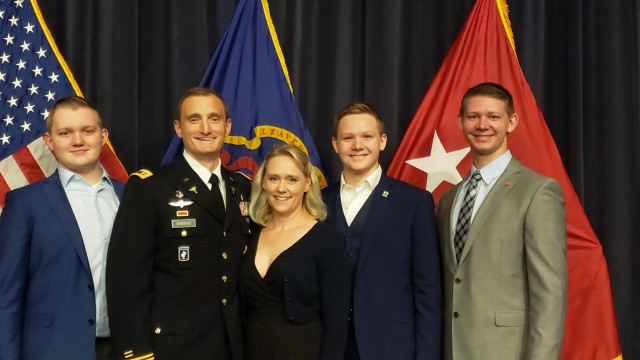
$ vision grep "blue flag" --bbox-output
[162,0,326,187]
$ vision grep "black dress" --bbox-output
[241,226,322,360]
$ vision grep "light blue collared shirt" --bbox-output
[450,150,512,242]
[58,166,120,337]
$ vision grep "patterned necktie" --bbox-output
[454,171,482,263]
[209,173,226,218]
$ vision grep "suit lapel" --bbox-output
[41,172,91,271]
[173,157,225,224]
[439,184,460,274]
[357,175,393,274]
[221,168,246,228]
[458,159,522,265]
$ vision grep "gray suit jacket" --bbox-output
[437,157,567,360]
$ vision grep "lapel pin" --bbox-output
[382,190,389,198]
[505,181,512,186]
[231,186,236,194]
[189,186,197,194]
[182,177,190,183]
[175,190,184,199]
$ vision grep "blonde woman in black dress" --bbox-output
[240,144,350,360]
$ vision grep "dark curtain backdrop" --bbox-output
[38,0,640,357]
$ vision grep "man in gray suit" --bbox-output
[437,82,567,359]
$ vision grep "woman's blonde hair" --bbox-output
[249,144,327,226]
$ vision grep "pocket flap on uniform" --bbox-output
[25,314,52,328]
[494,311,525,327]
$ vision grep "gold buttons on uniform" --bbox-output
[222,252,228,260]
[222,298,227,306]
[181,230,187,237]
[154,327,162,334]
[221,275,228,283]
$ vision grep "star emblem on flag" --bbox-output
[405,131,469,192]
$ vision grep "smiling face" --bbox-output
[332,113,387,185]
[174,94,231,170]
[458,95,518,169]
[44,107,107,182]
[262,154,311,218]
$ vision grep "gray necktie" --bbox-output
[453,171,482,263]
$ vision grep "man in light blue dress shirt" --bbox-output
[437,83,567,360]
[0,96,125,360]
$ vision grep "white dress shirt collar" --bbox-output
[182,151,224,189]
[339,164,383,191]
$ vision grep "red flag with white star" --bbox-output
[387,0,621,358]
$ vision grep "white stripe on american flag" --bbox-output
[27,137,58,178]
[0,156,29,191]
[0,138,58,211]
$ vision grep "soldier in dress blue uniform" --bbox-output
[106,88,252,360]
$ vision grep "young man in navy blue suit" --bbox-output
[0,96,124,360]
[323,103,442,359]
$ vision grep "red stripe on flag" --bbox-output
[100,143,128,183]
[0,175,10,209]
[12,147,47,184]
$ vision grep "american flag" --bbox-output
[0,0,127,213]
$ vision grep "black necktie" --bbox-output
[209,173,226,218]
[453,171,482,263]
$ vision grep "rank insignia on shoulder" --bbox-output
[129,169,153,179]
[382,190,389,198]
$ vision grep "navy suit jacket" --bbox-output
[0,171,124,360]
[323,174,443,360]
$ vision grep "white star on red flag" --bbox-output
[405,131,469,192]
